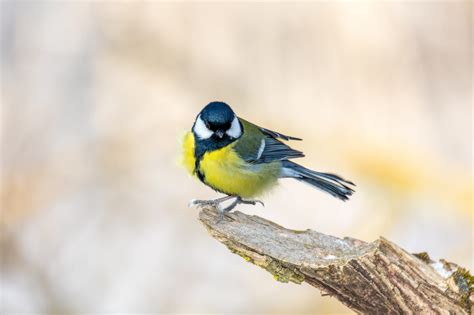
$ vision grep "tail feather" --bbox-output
[281,160,355,201]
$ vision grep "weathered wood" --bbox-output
[199,207,472,314]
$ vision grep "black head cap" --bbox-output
[199,101,235,130]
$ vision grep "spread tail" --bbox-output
[280,160,355,201]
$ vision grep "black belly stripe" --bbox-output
[193,132,237,186]
[194,144,207,184]
[196,168,205,182]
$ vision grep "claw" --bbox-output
[238,198,265,207]
[188,199,198,208]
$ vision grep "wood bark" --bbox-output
[199,207,472,314]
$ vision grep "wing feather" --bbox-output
[260,127,302,141]
[234,118,304,164]
[254,137,304,163]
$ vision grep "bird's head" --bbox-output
[193,101,242,140]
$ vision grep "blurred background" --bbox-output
[1,1,472,314]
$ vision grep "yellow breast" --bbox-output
[200,143,280,198]
[181,131,280,198]
[181,131,196,175]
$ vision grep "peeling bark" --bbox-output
[199,207,472,314]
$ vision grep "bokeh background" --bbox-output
[1,1,472,314]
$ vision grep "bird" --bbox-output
[182,101,355,221]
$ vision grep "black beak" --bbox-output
[215,130,225,138]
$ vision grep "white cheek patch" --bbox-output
[193,115,213,139]
[226,116,242,139]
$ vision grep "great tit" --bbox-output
[183,101,355,220]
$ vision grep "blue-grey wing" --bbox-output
[234,118,304,164]
[252,136,304,163]
[260,127,302,141]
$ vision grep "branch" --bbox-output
[198,207,473,314]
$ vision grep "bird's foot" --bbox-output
[188,195,234,209]
[215,197,265,223]
[189,196,264,223]
[237,198,265,207]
